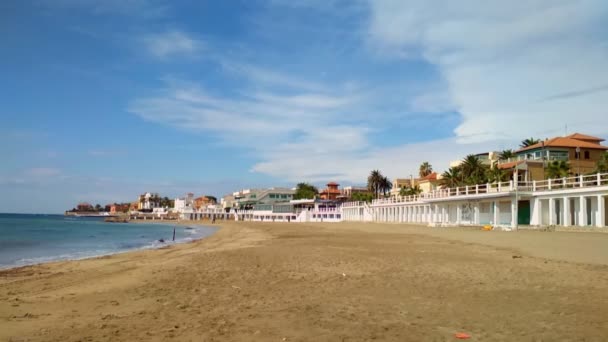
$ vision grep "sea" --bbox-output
[0,213,216,270]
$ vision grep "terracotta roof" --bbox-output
[418,172,438,182]
[565,133,605,142]
[326,182,339,186]
[497,160,526,169]
[516,136,608,153]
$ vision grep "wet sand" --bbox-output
[1,221,608,341]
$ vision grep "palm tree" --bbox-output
[367,170,383,198]
[498,149,515,161]
[520,138,540,148]
[441,167,463,188]
[379,176,392,197]
[486,167,509,183]
[419,162,433,178]
[546,161,570,179]
[461,154,488,185]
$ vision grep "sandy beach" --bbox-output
[2,221,608,341]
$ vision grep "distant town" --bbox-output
[67,132,608,229]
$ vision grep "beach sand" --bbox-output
[2,221,608,341]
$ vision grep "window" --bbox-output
[584,151,590,159]
[336,214,341,219]
[269,194,276,199]
[329,214,334,219]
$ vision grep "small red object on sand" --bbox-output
[455,332,471,339]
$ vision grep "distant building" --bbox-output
[390,177,417,197]
[450,151,499,169]
[418,172,441,193]
[497,133,608,181]
[224,187,295,210]
[341,186,370,199]
[76,202,93,211]
[193,196,215,210]
[110,203,130,214]
[138,192,159,210]
[319,182,341,200]
[174,193,194,213]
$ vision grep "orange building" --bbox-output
[110,203,130,214]
[193,196,216,210]
[319,182,341,200]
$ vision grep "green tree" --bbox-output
[460,154,489,185]
[498,149,515,161]
[419,162,433,178]
[205,195,218,203]
[546,161,570,179]
[293,182,319,200]
[94,204,102,212]
[399,185,422,196]
[594,152,608,173]
[520,138,540,148]
[379,176,392,197]
[441,167,463,188]
[486,167,509,183]
[367,170,383,198]
[351,192,373,202]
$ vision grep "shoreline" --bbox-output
[2,222,608,341]
[0,220,217,272]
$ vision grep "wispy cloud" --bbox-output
[143,30,202,59]
[540,84,608,102]
[367,0,608,143]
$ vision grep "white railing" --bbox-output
[341,172,608,208]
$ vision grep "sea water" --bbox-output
[0,214,216,269]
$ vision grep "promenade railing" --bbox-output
[342,172,608,208]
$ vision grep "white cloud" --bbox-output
[144,30,202,59]
[367,0,608,143]
[129,68,502,183]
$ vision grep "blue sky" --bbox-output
[2,0,608,213]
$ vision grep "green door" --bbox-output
[518,200,531,225]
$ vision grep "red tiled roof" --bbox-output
[517,135,608,153]
[418,172,438,182]
[565,133,605,142]
[497,160,526,169]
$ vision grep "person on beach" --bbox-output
[212,215,216,224]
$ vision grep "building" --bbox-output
[341,186,371,199]
[234,198,343,223]
[497,133,608,181]
[193,196,215,210]
[319,182,341,200]
[174,193,194,213]
[226,187,296,210]
[450,151,499,169]
[342,170,608,229]
[76,202,93,211]
[110,203,130,214]
[418,172,441,193]
[138,192,159,210]
[390,178,416,197]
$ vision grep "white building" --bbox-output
[342,172,608,230]
[174,193,194,213]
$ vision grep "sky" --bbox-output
[1,0,608,213]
